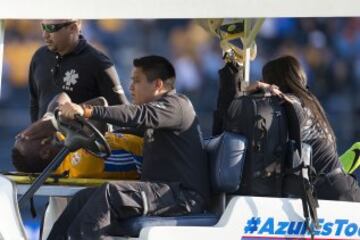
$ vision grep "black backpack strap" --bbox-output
[283,100,302,156]
[282,98,319,238]
[301,166,320,240]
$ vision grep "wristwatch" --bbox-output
[81,104,94,118]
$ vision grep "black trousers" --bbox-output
[47,181,205,240]
[315,172,360,202]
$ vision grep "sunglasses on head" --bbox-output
[41,21,75,33]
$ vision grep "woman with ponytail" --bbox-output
[254,55,360,201]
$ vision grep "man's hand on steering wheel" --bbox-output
[55,105,111,158]
[59,102,85,119]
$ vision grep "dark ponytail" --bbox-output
[262,55,335,142]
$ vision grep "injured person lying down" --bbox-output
[12,92,143,179]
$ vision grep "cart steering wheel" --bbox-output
[55,110,111,158]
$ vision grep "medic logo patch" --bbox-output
[62,69,79,91]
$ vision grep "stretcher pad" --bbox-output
[3,172,112,186]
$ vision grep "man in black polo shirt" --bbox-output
[47,55,210,240]
[29,19,128,122]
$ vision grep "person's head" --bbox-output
[12,120,61,172]
[262,55,307,93]
[262,55,335,141]
[41,19,81,55]
[130,55,176,104]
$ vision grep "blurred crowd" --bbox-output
[1,18,360,240]
[1,18,360,169]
